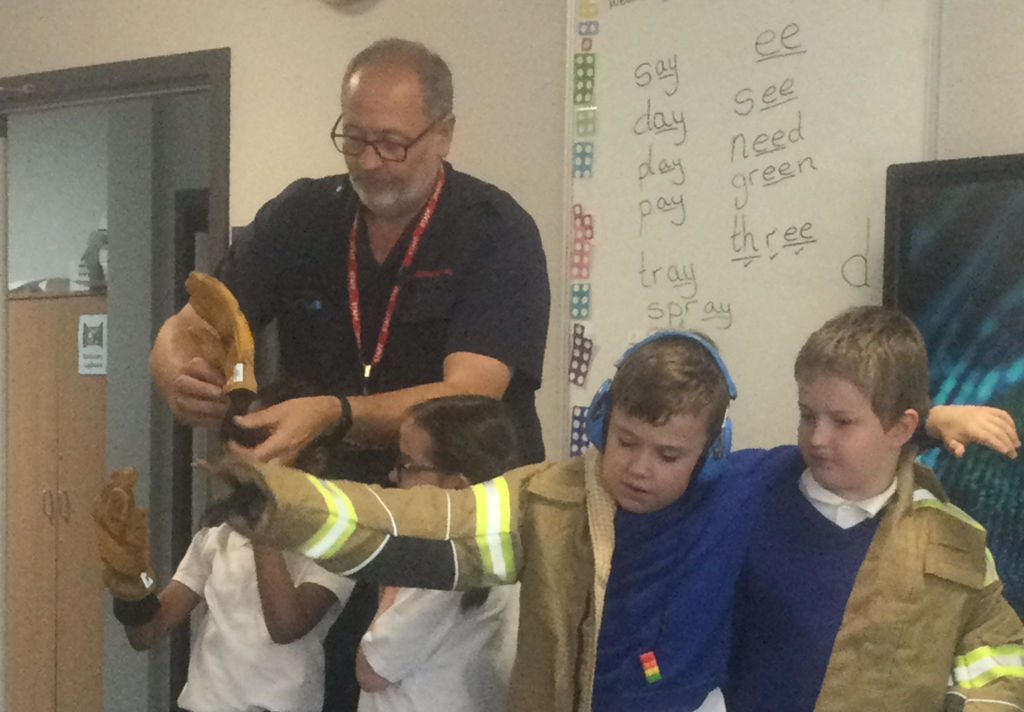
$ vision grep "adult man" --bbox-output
[151,38,548,475]
[150,38,549,711]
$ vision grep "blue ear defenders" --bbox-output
[584,330,738,459]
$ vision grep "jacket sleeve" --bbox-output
[946,554,1024,710]
[215,460,531,591]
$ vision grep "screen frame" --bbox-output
[884,151,1024,309]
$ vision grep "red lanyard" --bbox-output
[347,169,446,392]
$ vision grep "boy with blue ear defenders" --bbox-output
[202,329,1017,712]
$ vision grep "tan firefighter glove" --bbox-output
[93,467,156,601]
[185,272,267,446]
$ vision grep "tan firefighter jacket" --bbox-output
[815,455,1024,711]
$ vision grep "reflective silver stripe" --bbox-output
[953,644,1024,689]
[341,533,390,577]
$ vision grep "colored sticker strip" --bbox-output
[576,107,597,137]
[571,236,592,280]
[573,204,594,241]
[573,53,595,106]
[569,323,593,386]
[573,142,594,178]
[570,283,591,320]
[640,651,662,684]
[570,405,591,457]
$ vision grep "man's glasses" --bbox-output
[331,114,439,163]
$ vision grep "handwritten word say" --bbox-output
[648,299,733,330]
[638,251,697,298]
[634,54,678,97]
[638,144,685,191]
[639,194,685,236]
[734,78,798,116]
[634,99,686,146]
[730,213,815,266]
[755,23,804,62]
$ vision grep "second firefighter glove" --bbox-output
[93,467,156,601]
[185,271,257,395]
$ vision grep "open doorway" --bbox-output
[0,49,229,712]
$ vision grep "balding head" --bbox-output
[343,38,453,121]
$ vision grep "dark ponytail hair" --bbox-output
[408,395,520,610]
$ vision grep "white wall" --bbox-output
[938,0,1024,159]
[0,0,572,457]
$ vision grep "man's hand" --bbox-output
[926,405,1020,459]
[227,395,342,465]
[165,356,229,429]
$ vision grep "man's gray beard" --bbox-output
[351,175,420,219]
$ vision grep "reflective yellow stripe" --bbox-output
[302,475,357,559]
[321,479,359,559]
[912,489,984,530]
[301,475,339,556]
[985,548,1000,586]
[954,644,1024,689]
[473,483,494,576]
[472,478,514,582]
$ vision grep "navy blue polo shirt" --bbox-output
[217,164,550,484]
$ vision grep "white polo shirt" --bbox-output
[173,524,355,712]
[357,584,519,712]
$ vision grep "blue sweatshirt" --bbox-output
[592,446,800,712]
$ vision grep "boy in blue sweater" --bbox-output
[725,306,1024,711]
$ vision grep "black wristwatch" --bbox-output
[323,393,353,440]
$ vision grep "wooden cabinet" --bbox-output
[7,292,106,712]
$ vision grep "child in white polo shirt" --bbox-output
[95,464,354,712]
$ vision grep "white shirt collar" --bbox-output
[799,469,897,529]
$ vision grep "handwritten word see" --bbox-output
[734,78,798,116]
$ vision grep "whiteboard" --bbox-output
[569,0,937,448]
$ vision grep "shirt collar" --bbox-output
[799,469,897,527]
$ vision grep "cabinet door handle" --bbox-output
[57,489,71,522]
[42,489,54,521]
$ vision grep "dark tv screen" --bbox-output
[885,153,1024,615]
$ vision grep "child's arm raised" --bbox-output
[252,544,348,644]
[94,467,203,649]
[926,405,1020,459]
[123,582,201,651]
